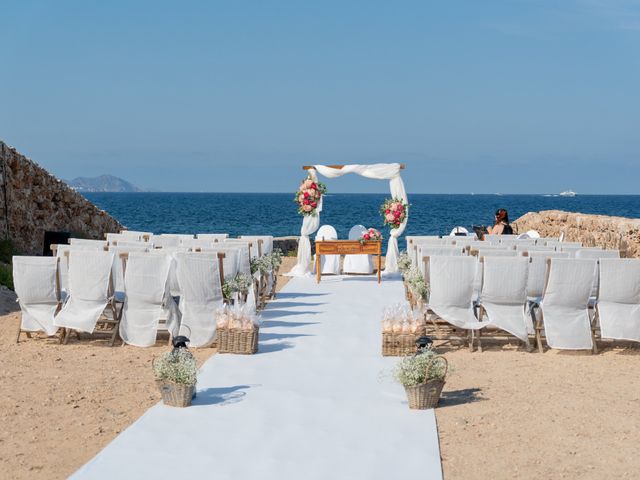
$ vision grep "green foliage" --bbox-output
[153,349,198,386]
[393,347,447,387]
[0,264,13,290]
[0,239,17,264]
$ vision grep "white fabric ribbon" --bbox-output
[286,163,408,276]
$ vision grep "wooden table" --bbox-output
[315,240,382,284]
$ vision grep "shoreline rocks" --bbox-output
[0,141,123,255]
[513,210,640,258]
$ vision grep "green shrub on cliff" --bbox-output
[0,264,13,290]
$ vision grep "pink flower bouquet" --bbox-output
[294,176,327,216]
[380,198,408,229]
[359,227,383,245]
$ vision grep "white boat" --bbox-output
[559,190,576,197]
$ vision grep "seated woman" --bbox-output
[487,208,513,235]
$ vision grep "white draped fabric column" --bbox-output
[286,168,323,276]
[286,163,408,276]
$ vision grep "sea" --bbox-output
[85,193,640,249]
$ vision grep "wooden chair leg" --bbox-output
[477,328,483,353]
[591,310,599,354]
[15,326,22,344]
[468,329,475,352]
[58,328,66,344]
[535,311,544,353]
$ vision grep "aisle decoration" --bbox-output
[215,304,260,354]
[403,265,430,309]
[381,198,408,229]
[359,227,383,245]
[397,251,412,274]
[381,303,428,356]
[294,176,327,216]
[153,342,198,407]
[394,346,448,409]
[222,273,253,304]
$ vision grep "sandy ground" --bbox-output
[2,257,639,479]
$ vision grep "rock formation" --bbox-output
[0,141,123,255]
[513,210,640,258]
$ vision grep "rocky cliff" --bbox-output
[513,210,640,258]
[0,141,123,255]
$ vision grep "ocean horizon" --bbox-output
[85,192,640,248]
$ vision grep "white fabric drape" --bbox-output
[286,163,407,276]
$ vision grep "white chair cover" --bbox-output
[224,239,259,260]
[476,249,519,258]
[180,238,217,250]
[239,236,274,256]
[108,244,150,295]
[54,251,114,333]
[427,256,484,330]
[119,252,177,347]
[69,238,107,248]
[417,245,464,278]
[575,249,620,259]
[597,259,640,342]
[153,236,180,248]
[13,256,59,335]
[526,252,570,301]
[343,225,374,274]
[176,253,224,347]
[540,259,596,350]
[159,233,195,242]
[196,233,229,241]
[314,225,340,275]
[480,257,530,341]
[119,230,153,241]
[199,246,240,280]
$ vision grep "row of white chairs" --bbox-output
[422,255,640,352]
[13,250,238,348]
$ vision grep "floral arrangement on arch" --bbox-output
[380,198,408,229]
[294,176,327,216]
[359,227,383,245]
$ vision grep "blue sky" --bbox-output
[1,0,639,193]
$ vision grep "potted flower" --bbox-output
[153,348,198,407]
[393,347,448,409]
[403,265,430,309]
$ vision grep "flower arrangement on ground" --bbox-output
[397,251,412,274]
[393,345,448,409]
[359,227,383,245]
[294,176,327,216]
[380,198,408,229]
[153,348,198,407]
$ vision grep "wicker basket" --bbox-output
[404,356,448,409]
[382,327,427,356]
[217,327,259,354]
[159,381,195,408]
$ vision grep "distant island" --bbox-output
[66,174,144,192]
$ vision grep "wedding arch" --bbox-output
[286,163,408,277]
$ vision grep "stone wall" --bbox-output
[0,141,123,255]
[513,210,640,258]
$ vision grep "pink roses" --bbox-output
[294,176,327,216]
[380,198,408,229]
[359,227,382,244]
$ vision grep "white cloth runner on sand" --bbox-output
[287,163,408,276]
[54,251,114,333]
[71,275,442,480]
[13,256,59,336]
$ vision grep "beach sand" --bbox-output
[1,257,639,479]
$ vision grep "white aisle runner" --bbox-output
[73,275,443,480]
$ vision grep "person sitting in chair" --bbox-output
[487,208,513,235]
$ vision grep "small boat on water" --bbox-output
[559,190,577,197]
